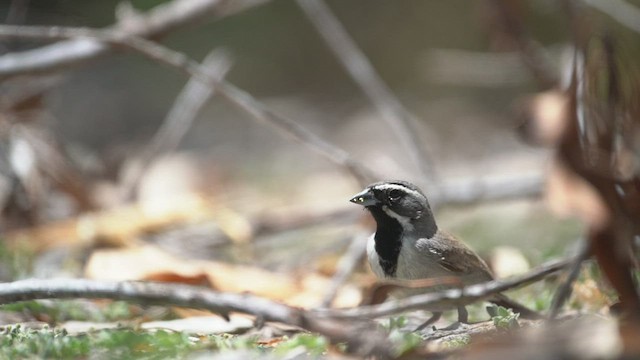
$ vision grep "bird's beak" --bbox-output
[349,188,377,206]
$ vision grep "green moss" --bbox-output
[0,326,262,359]
[442,334,471,349]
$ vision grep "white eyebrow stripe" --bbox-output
[373,183,425,200]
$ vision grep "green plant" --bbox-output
[487,305,520,330]
[442,334,471,349]
[276,333,328,356]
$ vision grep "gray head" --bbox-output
[349,180,433,221]
[350,180,438,276]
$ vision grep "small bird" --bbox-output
[350,180,539,328]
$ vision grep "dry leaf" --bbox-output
[84,245,361,308]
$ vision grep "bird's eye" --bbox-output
[388,189,403,201]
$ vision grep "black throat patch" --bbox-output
[367,206,403,277]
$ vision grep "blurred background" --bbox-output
[1,0,638,311]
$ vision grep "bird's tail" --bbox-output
[489,293,545,320]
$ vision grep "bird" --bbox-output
[350,180,540,329]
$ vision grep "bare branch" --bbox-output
[316,257,571,320]
[549,240,591,319]
[0,256,573,355]
[0,278,394,358]
[321,232,368,307]
[0,25,377,186]
[0,0,271,78]
[488,0,559,89]
[296,0,438,191]
[119,49,232,200]
[435,172,544,206]
[215,82,378,186]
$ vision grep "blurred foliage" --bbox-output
[275,333,329,357]
[381,316,425,356]
[0,325,216,359]
[0,300,141,324]
[0,242,35,281]
[488,305,520,330]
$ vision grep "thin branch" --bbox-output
[0,0,271,78]
[321,232,368,307]
[0,257,572,354]
[119,49,232,200]
[0,25,377,186]
[549,240,591,319]
[296,0,438,192]
[315,256,571,320]
[488,0,559,89]
[215,82,377,186]
[435,172,544,206]
[4,0,29,26]
[0,279,393,358]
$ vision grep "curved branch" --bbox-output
[0,279,393,358]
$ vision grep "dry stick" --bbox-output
[214,82,377,186]
[315,256,571,320]
[0,279,394,359]
[436,172,543,205]
[548,240,591,319]
[0,25,377,186]
[321,232,369,308]
[0,258,571,355]
[119,50,232,200]
[296,0,438,192]
[0,258,569,344]
[0,0,271,78]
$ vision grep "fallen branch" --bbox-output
[0,278,393,358]
[9,258,566,316]
[0,256,572,356]
[316,256,571,319]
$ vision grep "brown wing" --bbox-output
[419,231,494,281]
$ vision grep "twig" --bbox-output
[0,0,271,78]
[583,0,640,35]
[0,278,393,359]
[434,172,543,206]
[4,0,29,25]
[119,49,232,200]
[296,0,438,192]
[12,124,96,211]
[214,81,377,186]
[0,257,572,355]
[321,232,368,307]
[315,256,571,320]
[0,25,377,186]
[488,0,559,89]
[549,240,591,319]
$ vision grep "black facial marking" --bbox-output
[388,189,403,202]
[367,206,403,277]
